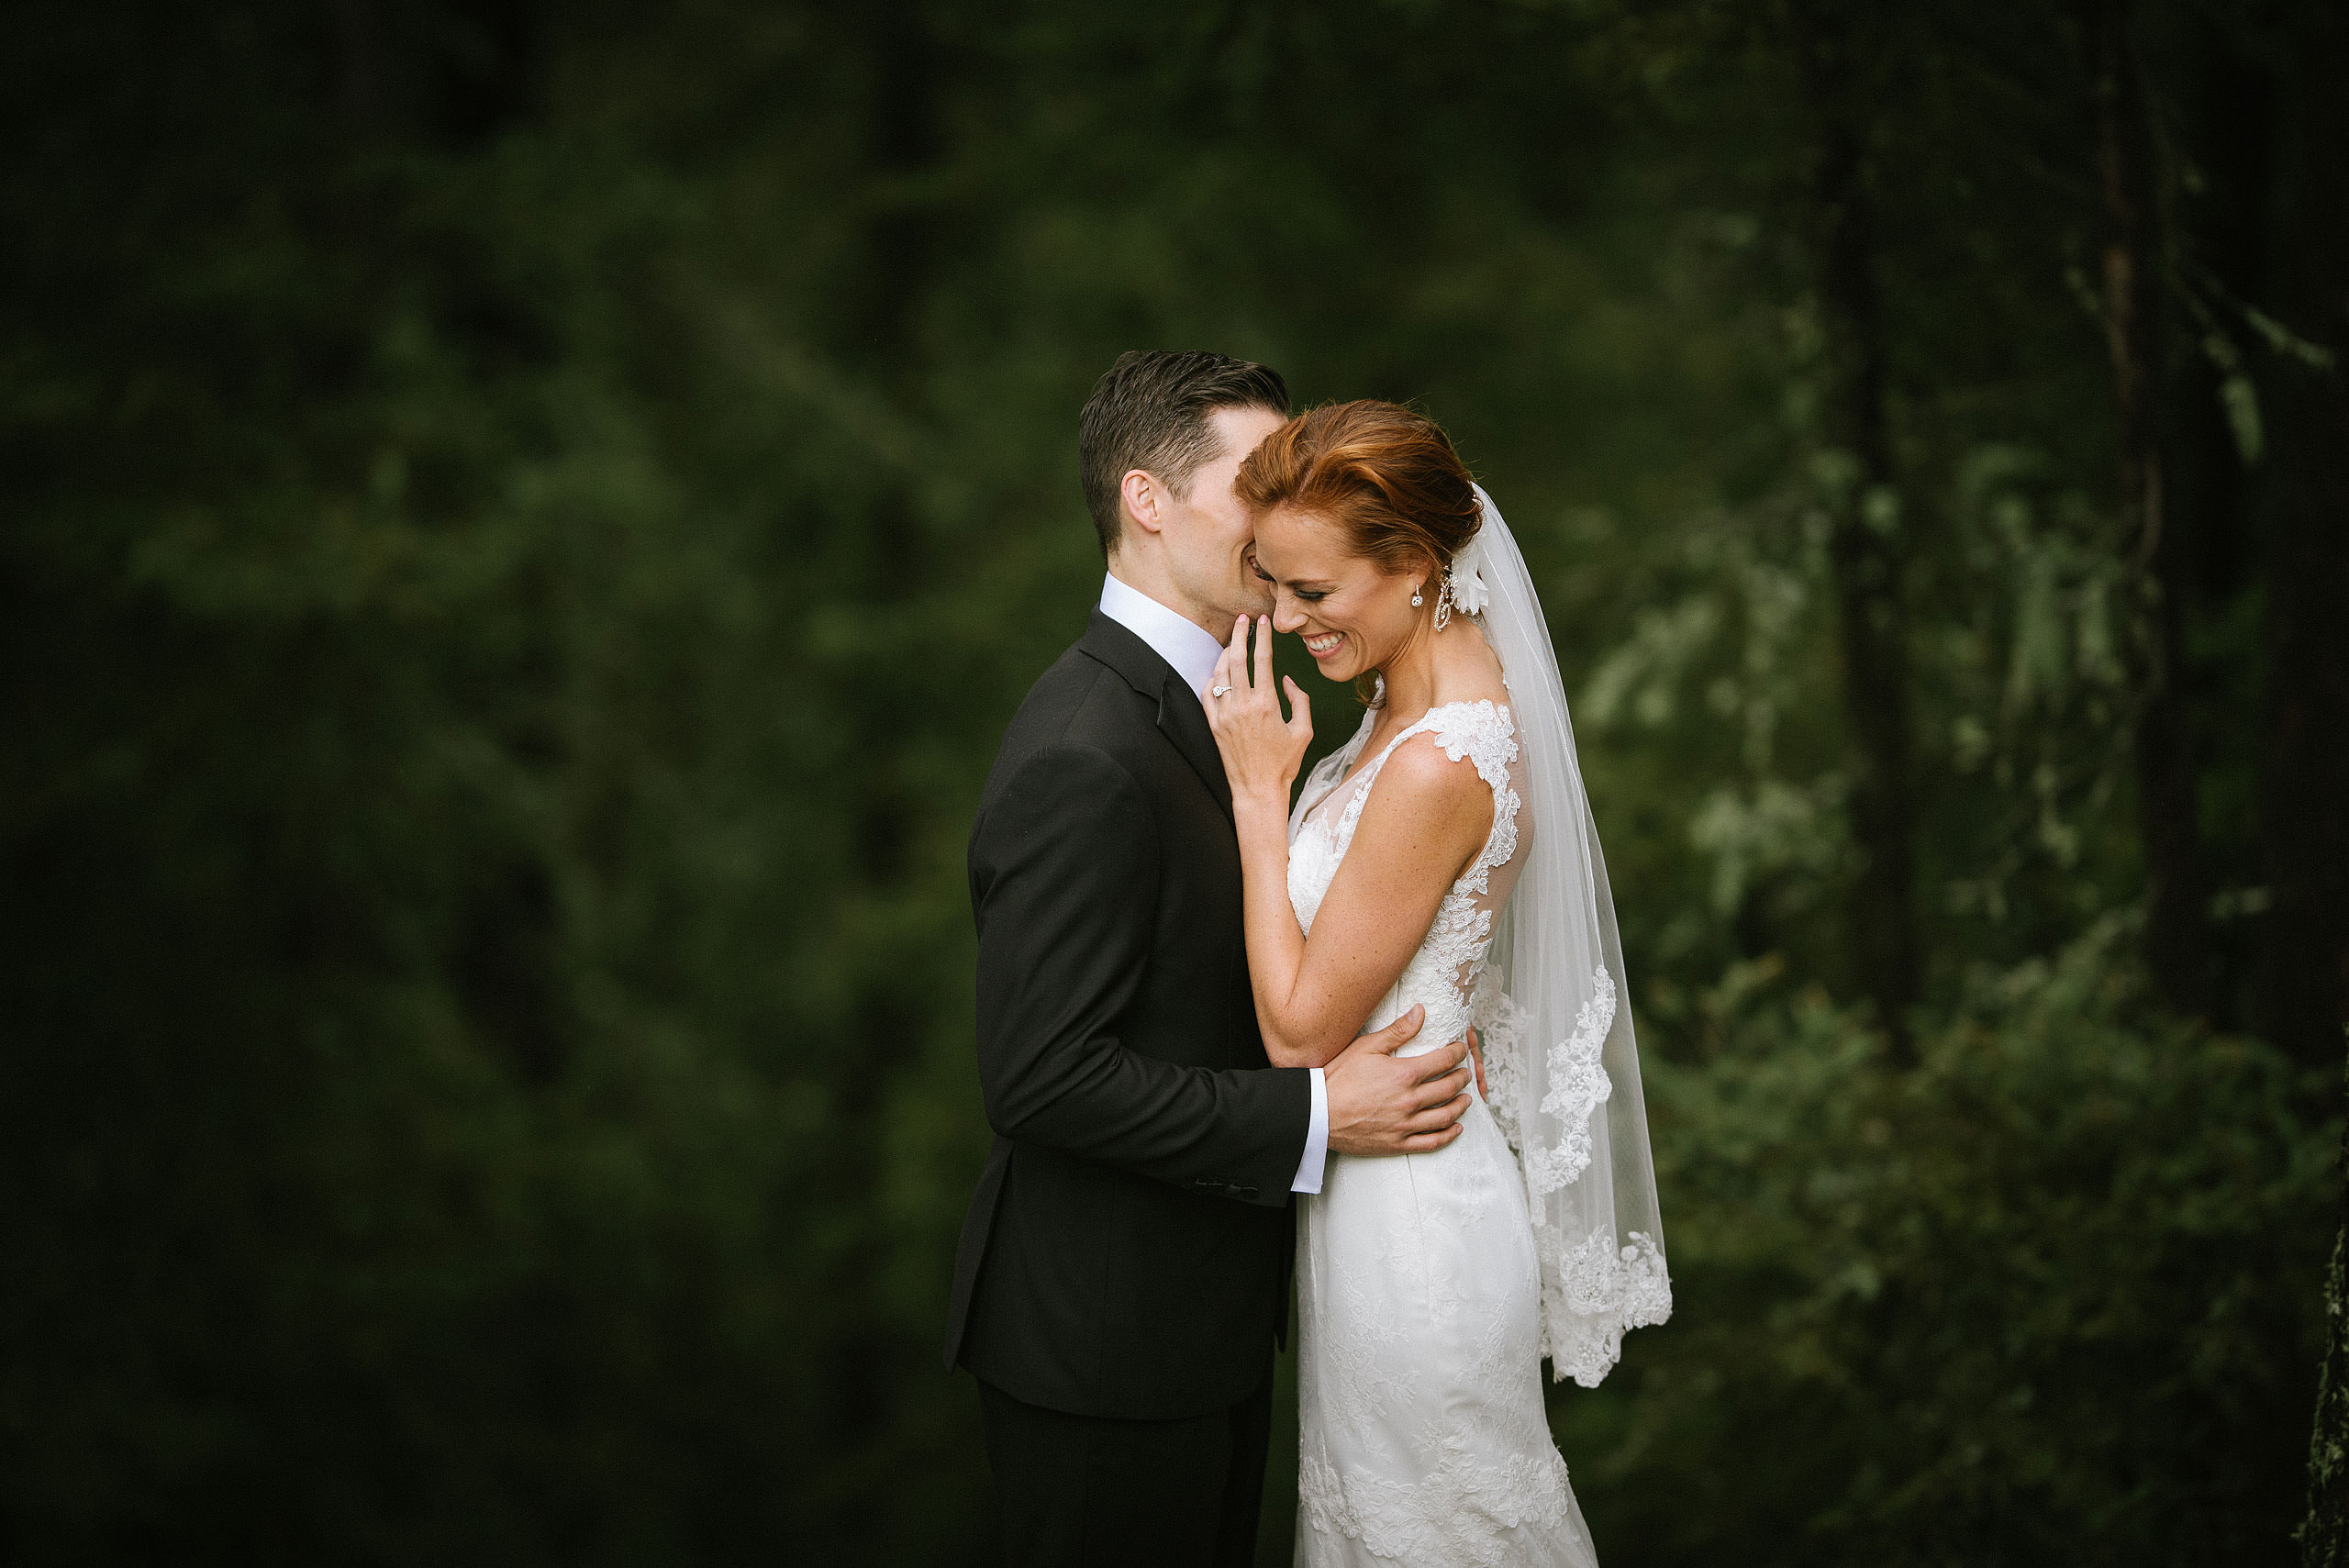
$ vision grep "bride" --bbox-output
[1201,402,1670,1567]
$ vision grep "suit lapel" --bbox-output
[1076,611,1234,822]
[1156,676,1234,820]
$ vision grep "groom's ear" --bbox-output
[1119,469,1166,538]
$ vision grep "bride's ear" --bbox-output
[1408,549,1444,609]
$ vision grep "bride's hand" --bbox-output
[1203,614,1312,806]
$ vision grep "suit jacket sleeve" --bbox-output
[971,742,1308,1207]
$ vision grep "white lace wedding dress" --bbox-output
[1287,699,1599,1568]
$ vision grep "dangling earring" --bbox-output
[1410,583,1423,607]
[1433,571,1453,631]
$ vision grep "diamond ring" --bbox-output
[1210,684,1232,698]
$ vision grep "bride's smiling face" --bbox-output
[1252,506,1430,684]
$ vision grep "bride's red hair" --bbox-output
[1234,400,1483,578]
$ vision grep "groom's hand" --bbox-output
[1324,1005,1474,1158]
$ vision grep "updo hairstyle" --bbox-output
[1233,399,1482,582]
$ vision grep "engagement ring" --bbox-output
[1210,684,1232,697]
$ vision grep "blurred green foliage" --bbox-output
[1,2,2338,1564]
[1568,920,2331,1563]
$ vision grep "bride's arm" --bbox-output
[1208,619,1494,1068]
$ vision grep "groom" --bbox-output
[944,350,1477,1566]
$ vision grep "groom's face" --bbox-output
[1163,404,1286,623]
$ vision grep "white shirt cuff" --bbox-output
[1291,1068,1330,1194]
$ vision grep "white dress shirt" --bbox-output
[1097,571,1331,1195]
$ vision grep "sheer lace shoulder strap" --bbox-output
[1414,700,1522,889]
[1416,700,1520,795]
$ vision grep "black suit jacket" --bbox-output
[942,611,1311,1420]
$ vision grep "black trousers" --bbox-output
[977,1371,1275,1568]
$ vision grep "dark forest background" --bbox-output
[5,2,2345,1563]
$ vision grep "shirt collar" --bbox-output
[1097,571,1227,699]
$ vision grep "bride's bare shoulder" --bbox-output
[1357,722,1497,841]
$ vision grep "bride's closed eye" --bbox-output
[1251,562,1327,602]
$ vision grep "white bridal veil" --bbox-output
[1455,484,1671,1386]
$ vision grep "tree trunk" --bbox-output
[2165,8,2271,1031]
[2087,0,2210,1018]
[2266,2,2349,1550]
[1794,4,1922,1061]
[2311,1102,2349,1567]
[2254,1,2349,1074]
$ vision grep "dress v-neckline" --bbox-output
[1331,705,1443,798]
[1302,713,1401,832]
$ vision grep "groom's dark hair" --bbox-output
[1079,350,1290,558]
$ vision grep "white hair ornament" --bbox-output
[1446,531,1492,618]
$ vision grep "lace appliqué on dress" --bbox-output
[1290,702,1523,1049]
[1471,969,1531,1158]
[1299,1437,1575,1568]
